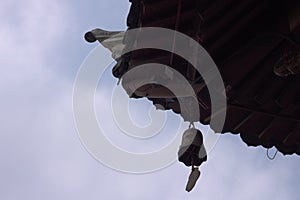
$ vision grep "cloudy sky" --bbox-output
[1,0,300,199]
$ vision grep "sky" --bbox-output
[1,0,300,199]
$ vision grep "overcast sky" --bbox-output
[1,0,300,199]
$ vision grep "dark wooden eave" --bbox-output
[112,0,300,155]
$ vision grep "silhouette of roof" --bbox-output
[113,0,300,155]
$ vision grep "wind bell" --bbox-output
[178,124,207,192]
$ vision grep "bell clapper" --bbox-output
[185,165,201,192]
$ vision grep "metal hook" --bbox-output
[267,148,278,160]
[189,122,195,129]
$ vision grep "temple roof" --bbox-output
[112,0,300,155]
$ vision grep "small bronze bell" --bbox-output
[178,127,207,192]
[178,128,207,167]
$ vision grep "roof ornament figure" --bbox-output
[85,28,126,84]
[84,28,125,60]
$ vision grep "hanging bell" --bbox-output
[178,128,207,167]
[178,127,207,192]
